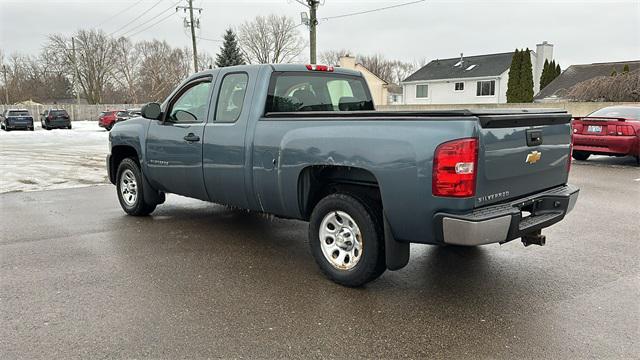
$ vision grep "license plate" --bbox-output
[587,125,602,133]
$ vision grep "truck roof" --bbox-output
[192,64,362,77]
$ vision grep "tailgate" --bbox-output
[475,112,572,207]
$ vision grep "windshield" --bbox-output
[587,106,640,120]
[8,110,29,116]
[266,72,374,113]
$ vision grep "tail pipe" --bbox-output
[522,230,546,247]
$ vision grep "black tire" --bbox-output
[572,151,590,161]
[67,124,72,129]
[106,125,112,131]
[116,157,157,216]
[309,193,386,287]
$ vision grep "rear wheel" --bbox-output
[67,124,72,129]
[309,193,386,287]
[116,158,157,216]
[572,151,590,161]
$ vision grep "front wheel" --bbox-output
[309,193,386,287]
[116,158,157,216]
[572,151,590,161]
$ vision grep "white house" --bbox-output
[402,41,554,104]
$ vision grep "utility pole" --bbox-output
[177,0,203,73]
[2,65,8,104]
[72,37,81,106]
[300,1,320,64]
[308,0,318,64]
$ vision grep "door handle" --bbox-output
[183,133,200,142]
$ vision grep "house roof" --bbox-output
[534,60,640,99]
[403,51,515,82]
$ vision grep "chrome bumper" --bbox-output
[436,185,579,246]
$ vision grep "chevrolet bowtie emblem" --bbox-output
[525,151,542,164]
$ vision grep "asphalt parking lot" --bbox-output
[1,158,639,359]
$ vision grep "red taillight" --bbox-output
[48,114,53,120]
[305,64,334,72]
[432,138,478,197]
[616,125,635,136]
[572,122,583,134]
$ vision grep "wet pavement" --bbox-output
[1,159,639,359]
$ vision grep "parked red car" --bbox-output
[98,110,123,131]
[572,105,640,165]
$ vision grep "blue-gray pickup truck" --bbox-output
[107,64,579,286]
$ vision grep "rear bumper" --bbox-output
[5,122,33,129]
[434,184,579,246]
[573,134,639,156]
[44,120,71,128]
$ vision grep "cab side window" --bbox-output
[215,73,248,123]
[167,81,211,123]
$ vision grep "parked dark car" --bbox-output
[40,109,71,130]
[98,110,122,131]
[572,105,640,165]
[107,64,579,287]
[1,109,34,131]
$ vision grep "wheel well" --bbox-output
[298,165,381,220]
[109,145,139,184]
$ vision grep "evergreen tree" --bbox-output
[519,48,534,102]
[215,28,245,68]
[611,66,617,76]
[540,59,551,90]
[555,62,561,77]
[506,49,522,103]
[623,64,630,73]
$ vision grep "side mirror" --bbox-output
[141,102,162,120]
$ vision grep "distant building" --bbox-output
[386,84,403,105]
[402,41,554,104]
[338,55,396,106]
[534,60,640,102]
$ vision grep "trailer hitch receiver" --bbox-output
[522,230,546,247]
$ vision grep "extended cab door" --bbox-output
[202,68,256,208]
[145,76,213,200]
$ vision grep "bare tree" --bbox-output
[565,69,640,102]
[319,49,351,66]
[136,40,190,102]
[358,54,396,83]
[46,30,117,104]
[112,37,141,103]
[238,15,305,64]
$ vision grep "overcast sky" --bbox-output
[1,0,639,68]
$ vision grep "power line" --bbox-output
[321,0,425,21]
[196,36,222,42]
[126,11,178,38]
[117,0,182,38]
[96,0,145,28]
[107,0,166,37]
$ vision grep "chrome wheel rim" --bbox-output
[119,169,138,207]
[319,210,363,270]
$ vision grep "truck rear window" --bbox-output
[266,72,374,113]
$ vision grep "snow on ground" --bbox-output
[0,121,110,193]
